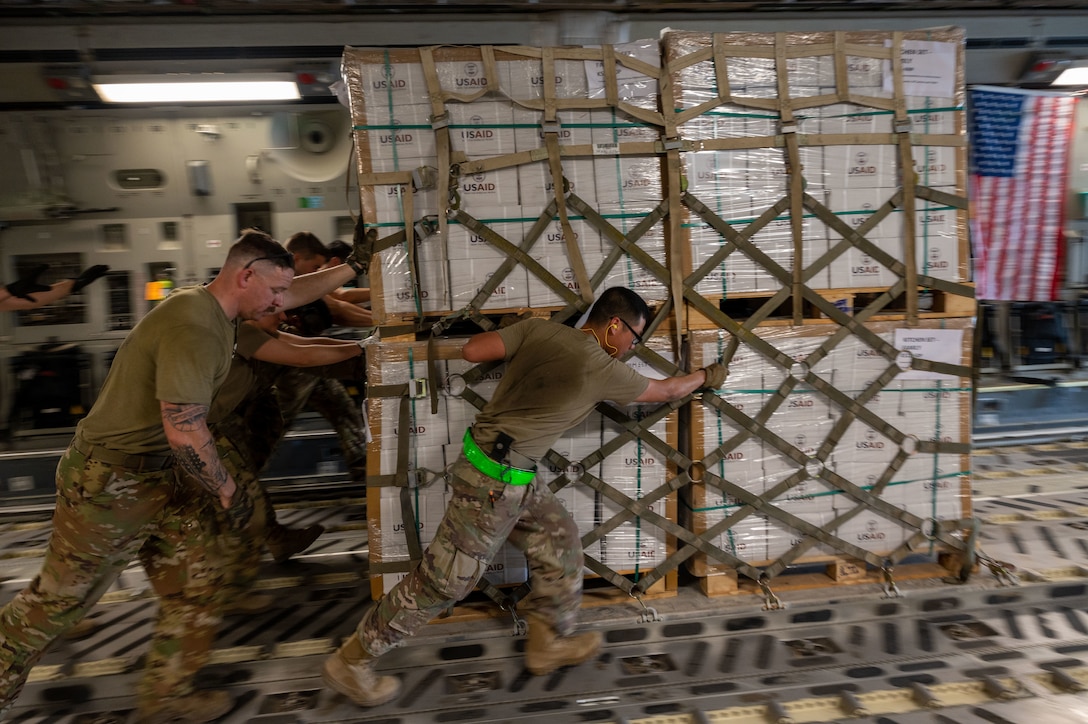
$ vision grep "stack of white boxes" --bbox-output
[667,30,967,296]
[344,43,671,324]
[348,29,972,598]
[685,319,971,575]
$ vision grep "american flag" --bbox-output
[968,86,1077,301]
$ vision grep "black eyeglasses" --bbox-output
[617,317,644,346]
[243,252,293,271]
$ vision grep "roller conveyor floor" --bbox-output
[5,444,1088,722]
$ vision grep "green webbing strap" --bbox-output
[379,385,422,562]
[399,480,424,563]
[539,440,758,591]
[475,577,528,613]
[427,335,439,416]
[915,184,969,210]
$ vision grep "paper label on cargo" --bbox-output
[593,142,620,155]
[893,328,963,380]
[882,40,956,98]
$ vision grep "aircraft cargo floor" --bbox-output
[4,442,1088,723]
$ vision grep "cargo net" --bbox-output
[686,320,976,598]
[342,29,974,337]
[341,42,675,331]
[656,28,980,598]
[348,28,986,608]
[365,323,978,610]
[662,28,974,330]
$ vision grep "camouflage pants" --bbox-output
[0,443,221,710]
[357,454,583,657]
[276,370,366,477]
[204,420,275,600]
[139,430,272,704]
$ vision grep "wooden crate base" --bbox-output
[375,307,558,340]
[683,285,975,330]
[427,572,677,626]
[697,555,967,598]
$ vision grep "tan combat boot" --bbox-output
[322,633,400,708]
[267,523,325,564]
[524,613,602,675]
[138,689,233,723]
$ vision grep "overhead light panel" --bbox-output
[92,73,301,104]
[1053,63,1088,86]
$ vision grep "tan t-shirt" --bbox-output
[207,323,274,425]
[470,317,649,461]
[76,285,237,454]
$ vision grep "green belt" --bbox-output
[462,428,536,486]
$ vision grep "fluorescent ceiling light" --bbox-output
[1053,65,1088,86]
[92,74,301,103]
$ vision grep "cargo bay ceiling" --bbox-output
[0,0,1087,108]
[0,0,1086,14]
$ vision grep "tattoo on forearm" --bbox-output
[163,403,208,432]
[174,443,229,495]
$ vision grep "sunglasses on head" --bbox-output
[243,251,293,271]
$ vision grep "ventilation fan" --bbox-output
[265,110,352,183]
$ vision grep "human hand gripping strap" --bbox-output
[345,216,371,277]
[700,361,728,391]
[224,484,255,530]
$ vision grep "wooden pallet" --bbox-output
[428,574,678,626]
[373,307,559,341]
[684,285,975,330]
[698,551,973,598]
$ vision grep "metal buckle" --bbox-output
[429,112,450,131]
[408,378,429,399]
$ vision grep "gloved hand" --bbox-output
[5,264,50,301]
[71,265,109,293]
[345,217,372,277]
[700,362,728,390]
[222,483,255,532]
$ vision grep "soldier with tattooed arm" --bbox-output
[0,228,368,723]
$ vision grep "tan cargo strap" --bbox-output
[684,192,795,289]
[426,206,583,338]
[889,32,919,324]
[418,46,454,285]
[366,381,435,491]
[567,195,671,292]
[658,52,687,349]
[541,48,594,306]
[773,34,805,325]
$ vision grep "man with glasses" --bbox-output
[323,286,729,708]
[0,229,368,723]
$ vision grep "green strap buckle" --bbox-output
[462,428,535,486]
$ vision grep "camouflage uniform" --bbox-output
[275,370,367,480]
[0,444,224,709]
[357,455,581,656]
[141,349,307,703]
